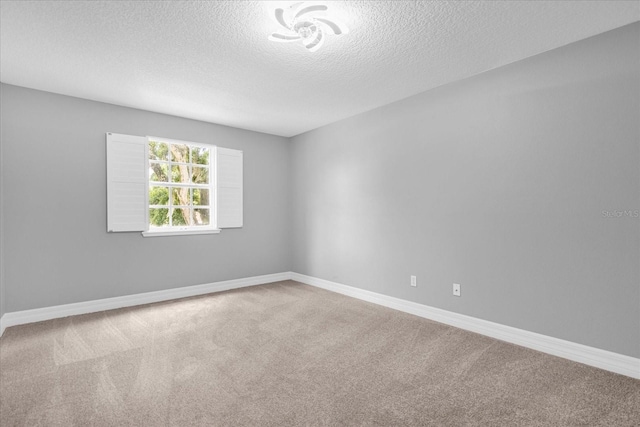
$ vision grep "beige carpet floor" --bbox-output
[1,280,638,426]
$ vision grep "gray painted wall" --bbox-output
[1,84,291,312]
[291,24,640,358]
[0,85,4,319]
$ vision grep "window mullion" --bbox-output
[150,182,208,188]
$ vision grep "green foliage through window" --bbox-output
[148,140,211,228]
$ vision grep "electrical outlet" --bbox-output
[410,276,417,287]
[453,283,461,297]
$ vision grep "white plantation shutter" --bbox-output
[216,147,243,228]
[106,133,148,232]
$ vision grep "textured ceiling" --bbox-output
[1,1,638,137]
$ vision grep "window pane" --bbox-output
[170,144,189,163]
[149,142,168,161]
[192,166,209,184]
[172,164,191,183]
[149,186,169,205]
[172,187,191,206]
[149,162,169,182]
[193,188,209,206]
[193,208,210,226]
[191,147,209,165]
[172,208,192,226]
[149,208,169,227]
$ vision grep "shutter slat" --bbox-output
[106,133,148,232]
[216,147,243,228]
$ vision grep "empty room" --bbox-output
[0,1,639,425]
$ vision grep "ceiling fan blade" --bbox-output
[295,5,328,19]
[289,2,304,10]
[305,29,324,52]
[274,8,290,29]
[315,18,348,35]
[269,33,302,42]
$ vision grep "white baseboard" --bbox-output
[0,272,290,336]
[290,272,640,380]
[2,271,638,380]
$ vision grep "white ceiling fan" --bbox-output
[268,2,349,52]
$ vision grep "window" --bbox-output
[148,139,213,231]
[106,133,242,236]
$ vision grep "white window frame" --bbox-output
[143,136,219,237]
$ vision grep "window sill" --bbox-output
[142,229,221,237]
